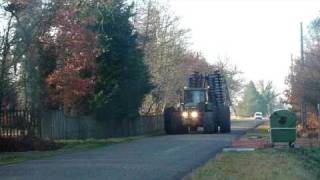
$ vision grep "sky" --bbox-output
[161,0,320,94]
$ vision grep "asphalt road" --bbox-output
[0,120,261,180]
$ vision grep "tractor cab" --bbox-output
[180,88,208,124]
[183,88,207,109]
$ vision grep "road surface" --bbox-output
[0,120,262,180]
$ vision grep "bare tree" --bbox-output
[0,3,17,111]
[286,16,320,130]
[211,56,245,112]
[135,0,191,114]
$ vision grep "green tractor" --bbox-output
[164,71,231,134]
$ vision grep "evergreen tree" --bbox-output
[257,80,278,115]
[92,0,153,121]
[237,81,265,116]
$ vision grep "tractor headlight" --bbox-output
[182,111,188,118]
[191,111,199,118]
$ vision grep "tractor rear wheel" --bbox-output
[164,107,173,134]
[219,106,231,133]
[203,111,218,134]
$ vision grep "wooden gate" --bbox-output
[0,110,39,138]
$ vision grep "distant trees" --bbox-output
[256,80,278,115]
[237,80,278,117]
[237,81,263,117]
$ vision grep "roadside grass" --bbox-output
[243,120,270,140]
[295,147,320,179]
[57,136,147,149]
[0,132,163,165]
[189,121,320,180]
[231,116,254,121]
[190,148,317,180]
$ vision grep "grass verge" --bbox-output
[189,148,319,180]
[231,116,254,121]
[243,120,269,140]
[295,147,320,179]
[189,121,320,180]
[0,132,163,165]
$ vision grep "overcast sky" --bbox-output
[161,0,320,93]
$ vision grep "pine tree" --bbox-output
[92,0,153,121]
[237,81,265,116]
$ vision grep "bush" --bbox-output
[295,148,320,179]
[0,136,61,152]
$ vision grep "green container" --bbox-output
[270,110,296,145]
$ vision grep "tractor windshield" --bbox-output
[184,90,206,107]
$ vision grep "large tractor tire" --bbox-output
[219,106,231,133]
[203,111,218,134]
[164,107,187,134]
[164,107,174,134]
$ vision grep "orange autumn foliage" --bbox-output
[45,5,100,114]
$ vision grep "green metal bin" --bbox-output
[270,110,296,147]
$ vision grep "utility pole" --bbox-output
[290,54,294,75]
[300,22,304,62]
[300,22,307,128]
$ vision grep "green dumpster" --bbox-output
[270,110,296,147]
